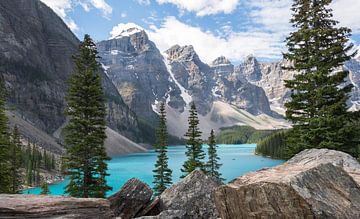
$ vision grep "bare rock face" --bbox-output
[0,0,140,153]
[286,148,360,185]
[108,178,153,219]
[0,194,114,218]
[158,170,223,219]
[215,149,360,219]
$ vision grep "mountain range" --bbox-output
[1,0,359,155]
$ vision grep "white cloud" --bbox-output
[248,0,360,34]
[332,0,360,34]
[121,12,127,18]
[90,0,113,18]
[110,23,144,39]
[156,0,240,16]
[40,0,113,31]
[136,0,151,5]
[146,17,284,63]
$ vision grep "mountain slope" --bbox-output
[241,56,360,114]
[98,27,288,138]
[0,0,144,155]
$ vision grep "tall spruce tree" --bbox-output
[181,102,205,178]
[152,102,172,196]
[9,126,22,193]
[283,0,358,158]
[40,181,50,195]
[0,77,11,193]
[206,130,223,181]
[64,34,111,198]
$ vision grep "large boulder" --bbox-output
[0,194,114,218]
[215,149,360,219]
[108,178,153,219]
[157,170,223,219]
[286,148,360,185]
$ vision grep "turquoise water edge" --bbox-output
[23,144,284,196]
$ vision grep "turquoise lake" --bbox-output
[23,144,284,196]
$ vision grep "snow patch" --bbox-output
[152,99,159,115]
[163,54,192,107]
[111,50,119,55]
[101,63,110,77]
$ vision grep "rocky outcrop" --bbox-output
[242,56,360,114]
[0,194,114,218]
[97,29,184,124]
[156,170,223,219]
[215,149,360,219]
[0,0,140,153]
[108,178,153,219]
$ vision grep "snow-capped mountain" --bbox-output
[97,27,289,137]
[241,57,360,114]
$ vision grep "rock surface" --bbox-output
[108,178,153,219]
[0,0,141,153]
[215,149,360,219]
[157,170,223,219]
[0,194,114,218]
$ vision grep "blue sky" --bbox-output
[41,0,360,64]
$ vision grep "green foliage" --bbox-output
[216,126,275,144]
[283,0,359,158]
[9,126,22,193]
[206,130,223,181]
[138,118,184,145]
[153,102,172,196]
[181,102,206,178]
[40,181,50,195]
[63,34,111,198]
[256,130,288,159]
[0,77,11,193]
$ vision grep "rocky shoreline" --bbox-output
[1,149,360,218]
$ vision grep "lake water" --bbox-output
[23,144,284,196]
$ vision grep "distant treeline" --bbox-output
[216,126,276,144]
[255,131,288,159]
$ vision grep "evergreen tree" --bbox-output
[9,126,22,193]
[206,130,223,181]
[26,143,33,186]
[181,102,205,178]
[51,154,56,170]
[63,34,111,198]
[0,77,11,193]
[152,102,172,196]
[283,0,358,158]
[40,181,50,195]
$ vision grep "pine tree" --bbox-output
[283,0,358,158]
[63,34,111,198]
[206,130,223,181]
[9,126,22,193]
[153,102,172,196]
[51,154,56,170]
[0,77,11,193]
[181,102,205,178]
[40,181,50,195]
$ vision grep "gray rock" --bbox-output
[158,170,223,219]
[286,148,360,185]
[0,0,140,153]
[108,178,153,219]
[0,194,114,218]
[136,210,186,219]
[215,149,360,219]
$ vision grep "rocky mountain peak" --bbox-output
[110,23,144,39]
[165,45,199,62]
[211,56,232,67]
[239,54,262,81]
